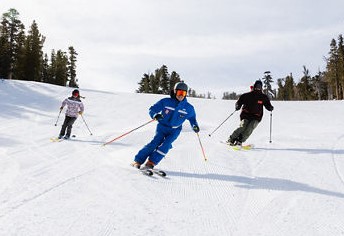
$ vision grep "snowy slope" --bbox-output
[0,80,344,236]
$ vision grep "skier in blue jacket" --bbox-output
[132,81,200,169]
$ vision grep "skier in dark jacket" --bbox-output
[228,80,273,145]
[131,81,199,169]
[58,89,84,139]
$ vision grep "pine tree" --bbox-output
[285,74,296,100]
[169,71,181,91]
[41,53,49,83]
[296,66,315,100]
[12,28,25,81]
[325,38,340,99]
[188,89,196,97]
[159,65,170,94]
[137,73,151,93]
[277,73,295,100]
[276,78,285,100]
[150,73,159,93]
[312,71,327,100]
[0,17,11,79]
[222,91,238,100]
[1,9,25,80]
[262,71,274,99]
[48,50,57,84]
[137,66,181,94]
[54,50,68,86]
[21,20,45,81]
[337,34,344,99]
[68,46,78,87]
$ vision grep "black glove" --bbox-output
[235,104,241,111]
[154,114,163,120]
[193,125,200,133]
[270,106,274,111]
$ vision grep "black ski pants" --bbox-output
[59,116,77,137]
[229,119,259,143]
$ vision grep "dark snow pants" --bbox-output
[229,119,259,143]
[59,116,77,137]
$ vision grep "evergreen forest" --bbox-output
[0,9,78,87]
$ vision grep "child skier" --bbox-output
[132,81,200,169]
[58,89,84,139]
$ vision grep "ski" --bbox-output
[232,144,254,151]
[220,141,254,150]
[50,136,76,142]
[130,164,166,177]
[131,164,153,176]
[152,169,167,177]
[140,169,154,176]
[50,137,63,142]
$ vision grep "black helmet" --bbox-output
[174,82,188,92]
[253,80,263,90]
[72,89,79,96]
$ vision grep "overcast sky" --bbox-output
[2,0,344,96]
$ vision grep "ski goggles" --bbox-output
[175,90,187,97]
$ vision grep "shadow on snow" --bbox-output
[166,171,344,199]
[254,147,344,155]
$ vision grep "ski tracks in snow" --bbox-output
[131,142,263,236]
[331,135,344,188]
[0,134,99,221]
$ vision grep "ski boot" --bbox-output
[227,139,237,146]
[141,160,155,170]
[130,161,141,169]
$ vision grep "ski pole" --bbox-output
[102,119,155,146]
[54,109,62,126]
[196,133,208,161]
[208,110,236,137]
[269,111,273,143]
[80,114,93,135]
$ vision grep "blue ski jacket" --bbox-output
[149,97,198,129]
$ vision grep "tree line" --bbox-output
[137,34,344,101]
[136,64,215,98]
[268,34,344,101]
[0,8,78,87]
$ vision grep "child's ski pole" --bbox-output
[54,109,62,126]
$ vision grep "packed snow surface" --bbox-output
[1,80,344,235]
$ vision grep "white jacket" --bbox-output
[61,96,84,118]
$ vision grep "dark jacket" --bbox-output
[236,90,273,122]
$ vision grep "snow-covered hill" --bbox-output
[1,80,344,236]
